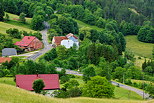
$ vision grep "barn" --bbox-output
[15,36,43,51]
[15,74,60,91]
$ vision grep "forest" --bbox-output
[0,0,154,99]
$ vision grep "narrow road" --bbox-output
[26,29,52,60]
[56,67,150,99]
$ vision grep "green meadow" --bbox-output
[125,35,154,58]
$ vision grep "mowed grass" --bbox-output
[0,22,35,34]
[6,12,32,24]
[125,35,154,58]
[0,13,35,35]
[114,87,142,100]
[0,83,146,103]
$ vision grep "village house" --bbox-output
[14,36,43,51]
[2,48,17,57]
[52,33,79,48]
[0,57,12,64]
[15,74,60,91]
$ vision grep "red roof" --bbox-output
[66,33,78,39]
[53,33,78,45]
[15,36,36,46]
[54,36,68,45]
[16,74,60,91]
[0,57,12,63]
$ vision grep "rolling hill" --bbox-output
[0,83,146,103]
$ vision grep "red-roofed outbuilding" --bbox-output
[15,74,60,91]
[0,57,12,63]
[14,36,43,51]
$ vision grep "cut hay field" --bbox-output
[125,35,154,58]
[0,83,147,103]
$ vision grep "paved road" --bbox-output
[56,67,150,99]
[27,29,52,60]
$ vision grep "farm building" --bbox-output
[2,48,17,57]
[15,74,60,91]
[52,33,79,48]
[14,36,43,51]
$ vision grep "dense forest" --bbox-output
[0,0,153,42]
[0,0,154,98]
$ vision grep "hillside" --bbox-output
[0,83,145,103]
[0,13,35,35]
[125,35,154,58]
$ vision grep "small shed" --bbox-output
[2,48,17,57]
[0,57,12,63]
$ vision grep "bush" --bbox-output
[68,87,82,97]
[32,79,45,93]
[60,75,70,84]
[82,76,114,98]
[53,90,69,98]
[6,28,21,39]
[125,79,132,85]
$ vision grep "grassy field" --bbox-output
[6,12,32,24]
[0,77,15,86]
[0,77,143,100]
[0,13,35,35]
[74,19,103,31]
[0,83,146,103]
[125,35,154,58]
[0,22,35,35]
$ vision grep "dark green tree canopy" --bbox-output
[82,76,114,98]
[32,79,45,93]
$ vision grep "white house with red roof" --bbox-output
[15,36,43,51]
[52,33,79,48]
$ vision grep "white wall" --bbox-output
[61,40,79,48]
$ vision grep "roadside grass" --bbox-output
[72,76,142,100]
[114,86,142,100]
[131,79,154,85]
[125,35,154,58]
[0,83,145,103]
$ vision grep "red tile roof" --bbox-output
[15,36,36,46]
[16,74,60,91]
[54,36,68,45]
[0,57,12,63]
